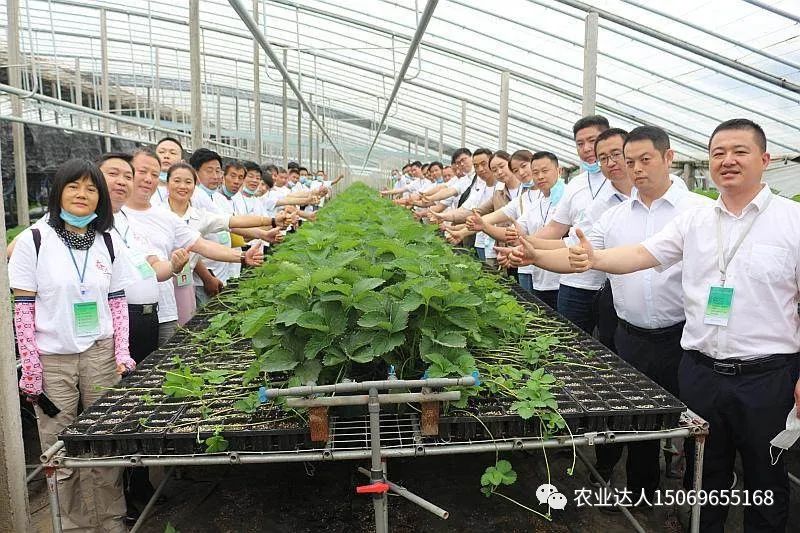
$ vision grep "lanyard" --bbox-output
[67,245,91,293]
[539,193,552,226]
[588,174,607,200]
[113,211,130,247]
[715,192,772,286]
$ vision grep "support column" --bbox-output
[189,0,203,149]
[2,0,32,526]
[282,49,289,167]
[460,100,466,147]
[582,11,599,117]
[683,162,695,189]
[308,94,313,167]
[297,74,303,165]
[216,89,222,143]
[498,71,510,151]
[100,8,111,151]
[73,58,82,106]
[153,48,161,126]
[252,0,262,159]
[438,117,443,160]
[8,0,29,227]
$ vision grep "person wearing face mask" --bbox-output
[9,159,137,532]
[527,116,620,335]
[151,137,184,207]
[124,148,265,345]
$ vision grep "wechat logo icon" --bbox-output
[536,483,568,510]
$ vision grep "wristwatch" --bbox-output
[239,251,247,266]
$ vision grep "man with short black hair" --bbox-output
[547,119,800,532]
[152,137,184,206]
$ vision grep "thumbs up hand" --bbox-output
[568,228,594,272]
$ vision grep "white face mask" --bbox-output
[769,406,800,465]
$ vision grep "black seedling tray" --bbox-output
[60,274,686,457]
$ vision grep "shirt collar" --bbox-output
[714,183,770,218]
[630,179,682,209]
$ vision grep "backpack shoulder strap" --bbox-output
[101,232,115,263]
[31,228,41,258]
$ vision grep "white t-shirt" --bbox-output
[463,180,499,249]
[205,192,236,282]
[8,222,136,355]
[191,187,218,213]
[551,171,618,290]
[589,183,712,329]
[112,211,160,305]
[150,184,169,208]
[121,206,201,323]
[164,205,230,285]
[261,186,291,215]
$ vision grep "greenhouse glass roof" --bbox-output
[1,0,799,175]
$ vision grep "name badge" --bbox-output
[704,285,734,326]
[176,263,192,287]
[135,259,156,280]
[73,301,100,337]
[219,231,231,246]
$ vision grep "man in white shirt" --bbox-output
[550,119,799,532]
[151,137,184,207]
[584,126,712,500]
[532,116,612,334]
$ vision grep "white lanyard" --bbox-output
[715,192,771,286]
[538,192,552,226]
[114,211,130,247]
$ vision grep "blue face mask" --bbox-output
[242,186,257,196]
[580,160,601,174]
[436,177,444,184]
[60,210,98,229]
[198,182,217,197]
[287,181,295,189]
[159,171,168,183]
[300,177,308,185]
[221,184,235,199]
[520,181,534,191]
[549,178,566,205]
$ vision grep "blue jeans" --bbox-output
[518,273,533,291]
[557,284,598,334]
[475,247,486,261]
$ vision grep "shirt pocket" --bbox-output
[746,243,791,283]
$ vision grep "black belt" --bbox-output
[128,303,159,316]
[618,318,684,337]
[686,350,797,376]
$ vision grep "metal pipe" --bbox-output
[741,0,800,24]
[40,440,65,464]
[26,463,43,483]
[498,71,509,151]
[361,0,439,170]
[153,47,160,126]
[99,8,111,152]
[263,376,476,399]
[367,388,386,533]
[460,100,466,147]
[227,0,351,170]
[574,449,644,532]
[55,427,702,469]
[252,0,262,159]
[189,0,202,149]
[581,11,598,116]
[358,467,449,519]
[690,435,706,533]
[282,48,289,167]
[438,117,443,159]
[552,0,800,94]
[285,391,461,408]
[45,467,63,533]
[621,0,800,71]
[128,466,175,533]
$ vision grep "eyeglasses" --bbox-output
[455,156,471,166]
[598,151,624,165]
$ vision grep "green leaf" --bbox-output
[239,307,275,337]
[370,331,406,357]
[398,292,425,313]
[294,360,322,384]
[275,308,303,326]
[204,434,229,453]
[165,523,179,533]
[322,350,347,367]
[202,370,229,385]
[233,391,261,413]
[352,277,385,296]
[357,312,388,329]
[444,292,482,308]
[260,348,300,372]
[310,267,341,285]
[431,330,467,348]
[304,334,333,360]
[296,312,330,332]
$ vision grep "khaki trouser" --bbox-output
[36,338,127,533]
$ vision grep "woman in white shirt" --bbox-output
[9,159,135,532]
[163,162,286,324]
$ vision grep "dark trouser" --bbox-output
[475,247,486,261]
[533,290,559,310]
[594,281,618,352]
[556,284,598,334]
[128,304,159,364]
[595,320,684,496]
[681,351,798,533]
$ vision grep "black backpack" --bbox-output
[31,228,115,262]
